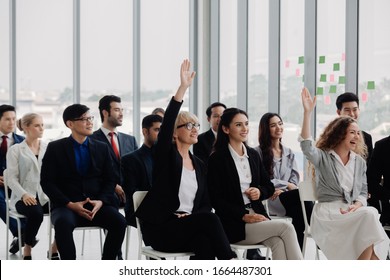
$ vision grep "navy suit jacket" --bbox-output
[121,144,153,226]
[1,133,24,176]
[193,128,215,165]
[136,98,211,226]
[90,129,138,185]
[207,146,274,243]
[40,136,117,209]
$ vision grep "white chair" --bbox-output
[263,199,292,223]
[297,180,320,259]
[230,243,271,260]
[133,191,194,260]
[124,224,132,260]
[4,169,25,260]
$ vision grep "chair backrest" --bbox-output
[298,180,317,232]
[133,191,148,259]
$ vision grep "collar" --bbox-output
[329,149,356,165]
[100,126,118,137]
[70,136,89,147]
[228,143,249,160]
[0,132,13,138]
[211,128,217,138]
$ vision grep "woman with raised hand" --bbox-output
[6,113,58,260]
[135,60,236,260]
[207,108,303,260]
[300,87,389,259]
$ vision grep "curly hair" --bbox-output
[316,116,367,159]
[258,113,283,177]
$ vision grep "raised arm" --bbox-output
[300,87,316,139]
[173,59,196,102]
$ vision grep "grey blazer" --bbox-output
[300,139,367,205]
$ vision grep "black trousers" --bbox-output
[51,205,126,260]
[142,212,235,260]
[15,201,48,246]
[279,189,313,249]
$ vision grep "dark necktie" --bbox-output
[1,135,8,156]
[108,132,120,159]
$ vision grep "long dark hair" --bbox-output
[258,112,283,177]
[213,108,249,153]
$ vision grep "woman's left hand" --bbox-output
[271,189,284,201]
[340,201,363,214]
[245,187,260,201]
[22,194,38,206]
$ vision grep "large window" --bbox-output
[316,0,346,136]
[359,0,390,143]
[16,0,73,140]
[81,0,133,134]
[140,0,189,123]
[220,0,237,108]
[0,0,9,103]
[280,0,305,174]
[247,0,269,147]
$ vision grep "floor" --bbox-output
[0,210,326,260]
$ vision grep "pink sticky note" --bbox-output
[295,68,300,77]
[330,74,335,82]
[342,53,346,61]
[285,60,290,68]
[324,95,331,105]
[361,92,368,102]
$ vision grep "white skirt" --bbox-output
[311,201,390,260]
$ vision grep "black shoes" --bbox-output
[23,256,32,260]
[47,251,60,260]
[246,249,266,260]
[9,235,39,254]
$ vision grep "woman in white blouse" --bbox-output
[300,87,389,259]
[6,113,57,260]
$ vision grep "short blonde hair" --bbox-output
[173,111,199,140]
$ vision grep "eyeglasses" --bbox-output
[176,122,200,131]
[72,116,94,123]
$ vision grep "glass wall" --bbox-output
[0,0,9,103]
[316,0,346,136]
[247,0,269,147]
[16,0,73,140]
[359,0,390,143]
[81,0,133,134]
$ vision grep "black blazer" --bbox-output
[1,133,24,176]
[90,129,138,185]
[367,135,390,201]
[193,128,215,164]
[207,146,275,243]
[121,144,153,226]
[362,130,373,163]
[136,97,211,225]
[40,136,117,208]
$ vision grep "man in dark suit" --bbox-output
[90,95,138,208]
[41,104,127,260]
[336,93,378,209]
[367,136,390,233]
[0,104,26,254]
[121,114,162,227]
[193,102,226,164]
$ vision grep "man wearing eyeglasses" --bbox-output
[41,104,127,260]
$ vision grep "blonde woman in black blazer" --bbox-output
[136,60,235,260]
[207,108,302,260]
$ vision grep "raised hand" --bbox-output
[301,87,316,114]
[180,59,196,89]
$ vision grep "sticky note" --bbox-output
[285,60,290,68]
[319,56,325,64]
[367,81,375,90]
[324,95,331,105]
[320,74,327,82]
[317,87,324,95]
[329,85,337,93]
[298,56,304,64]
[330,74,335,82]
[342,53,346,61]
[296,69,300,77]
[339,76,345,84]
[333,63,340,71]
[361,92,368,102]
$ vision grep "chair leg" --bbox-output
[99,229,103,255]
[16,218,23,260]
[302,235,307,259]
[125,226,131,260]
[81,230,86,256]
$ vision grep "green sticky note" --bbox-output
[319,56,325,64]
[339,76,346,84]
[333,63,340,71]
[320,74,327,82]
[329,85,337,93]
[298,56,304,64]
[317,87,324,95]
[367,81,375,90]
